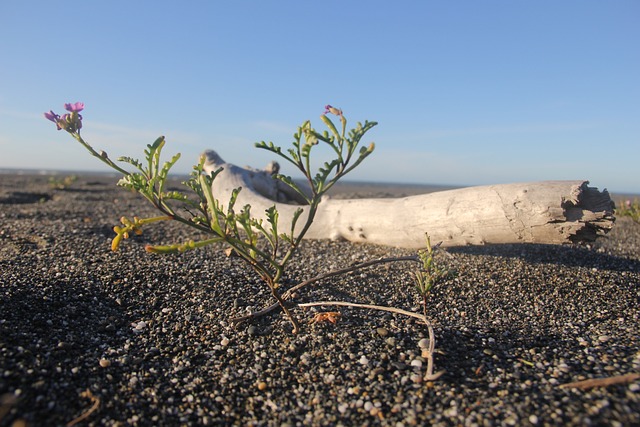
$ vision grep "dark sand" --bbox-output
[1,174,638,426]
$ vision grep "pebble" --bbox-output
[134,321,147,332]
[99,358,111,368]
[376,327,389,337]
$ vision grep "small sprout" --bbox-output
[48,175,77,190]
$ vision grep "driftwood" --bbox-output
[203,150,615,248]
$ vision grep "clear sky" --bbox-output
[1,1,638,193]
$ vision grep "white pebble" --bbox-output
[220,337,230,346]
[359,355,369,365]
[410,359,423,368]
[418,338,430,349]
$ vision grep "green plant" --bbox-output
[37,97,636,389]
[45,102,455,379]
[48,174,78,190]
[413,233,452,318]
[45,103,375,333]
[616,198,640,223]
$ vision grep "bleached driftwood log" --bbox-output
[203,150,614,249]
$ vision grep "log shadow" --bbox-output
[448,243,640,273]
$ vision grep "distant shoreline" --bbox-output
[0,168,637,199]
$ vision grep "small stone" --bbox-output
[529,414,539,424]
[220,337,230,346]
[257,382,267,391]
[410,373,422,384]
[376,327,389,337]
[99,358,111,368]
[359,355,369,366]
[410,359,423,368]
[134,321,147,331]
[418,338,430,349]
[598,335,610,343]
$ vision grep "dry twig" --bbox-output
[559,373,640,390]
[67,389,100,427]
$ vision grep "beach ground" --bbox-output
[1,174,638,426]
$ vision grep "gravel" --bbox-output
[1,173,639,426]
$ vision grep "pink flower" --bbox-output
[64,102,84,113]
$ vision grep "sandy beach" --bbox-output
[1,173,638,426]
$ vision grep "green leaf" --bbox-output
[198,170,223,234]
[157,152,181,194]
[117,156,145,174]
[320,114,340,141]
[265,205,279,236]
[275,174,311,204]
[144,136,166,180]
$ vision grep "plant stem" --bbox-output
[298,300,444,381]
[229,255,419,326]
[298,301,425,322]
[271,285,300,334]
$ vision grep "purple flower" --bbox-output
[64,102,84,113]
[44,102,84,132]
[44,110,65,130]
[44,110,60,123]
[324,104,342,116]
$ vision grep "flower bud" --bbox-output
[324,104,342,116]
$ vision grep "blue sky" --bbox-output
[1,1,638,193]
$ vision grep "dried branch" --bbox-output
[559,373,640,390]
